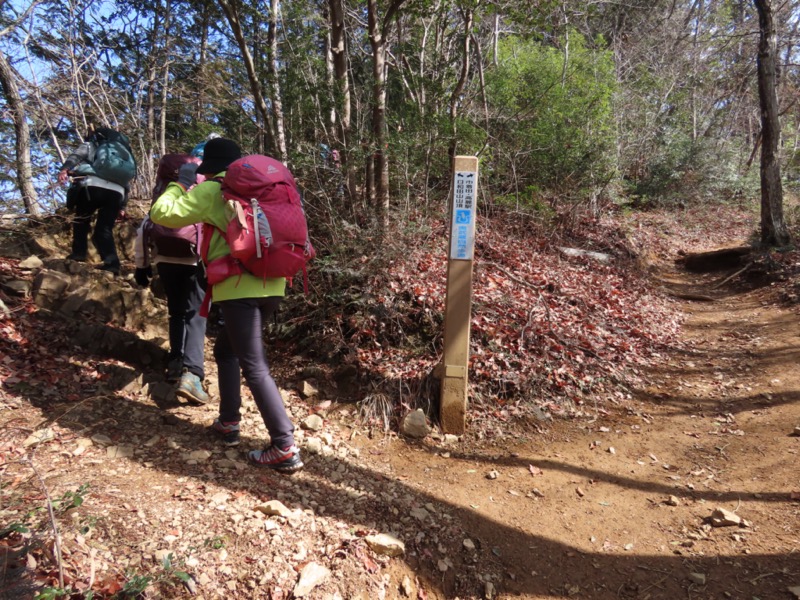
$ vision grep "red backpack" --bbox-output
[201,155,315,289]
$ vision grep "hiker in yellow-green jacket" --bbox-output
[150,138,302,474]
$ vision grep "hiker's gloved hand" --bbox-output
[134,266,152,288]
[177,163,199,189]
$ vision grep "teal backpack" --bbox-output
[74,128,137,186]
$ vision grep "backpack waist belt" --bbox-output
[198,254,247,318]
[77,176,125,196]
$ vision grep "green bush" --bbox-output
[483,32,617,207]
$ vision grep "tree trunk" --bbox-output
[328,0,357,202]
[195,8,210,121]
[368,0,386,212]
[448,7,473,170]
[0,51,39,216]
[159,0,172,157]
[268,0,287,163]
[146,9,161,156]
[323,1,336,131]
[368,0,406,217]
[218,0,277,155]
[754,0,789,246]
[472,34,489,133]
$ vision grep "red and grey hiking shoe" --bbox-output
[248,444,304,473]
[210,418,240,447]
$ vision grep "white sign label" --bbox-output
[450,171,477,260]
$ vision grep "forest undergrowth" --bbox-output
[280,204,699,434]
[3,199,799,443]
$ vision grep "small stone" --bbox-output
[485,581,496,599]
[791,427,800,437]
[107,445,134,459]
[400,575,414,597]
[300,380,319,399]
[23,428,54,448]
[313,399,332,415]
[302,414,324,431]
[184,450,212,462]
[401,409,430,439]
[305,437,323,454]
[409,507,429,521]
[293,562,331,597]
[788,585,800,598]
[666,495,679,506]
[365,533,405,557]
[709,507,749,527]
[463,538,476,551]
[19,255,44,270]
[255,500,294,518]
[608,447,616,455]
[688,572,706,585]
[90,434,113,446]
[211,492,230,505]
[486,470,499,480]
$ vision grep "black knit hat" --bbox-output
[196,138,242,174]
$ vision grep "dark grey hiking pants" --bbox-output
[213,297,295,449]
[156,262,207,379]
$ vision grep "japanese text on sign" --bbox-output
[450,171,476,260]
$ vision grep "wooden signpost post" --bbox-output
[440,156,479,434]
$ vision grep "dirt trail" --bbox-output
[2,225,800,600]
[372,267,800,599]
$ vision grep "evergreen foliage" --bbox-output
[0,0,797,214]
[484,32,616,207]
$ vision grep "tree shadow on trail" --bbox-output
[10,378,800,600]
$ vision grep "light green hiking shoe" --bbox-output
[176,370,209,405]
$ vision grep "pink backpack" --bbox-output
[143,218,202,260]
[201,155,315,289]
[147,154,203,260]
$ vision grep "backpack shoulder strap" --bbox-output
[199,223,215,266]
[140,216,152,267]
[199,177,227,262]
